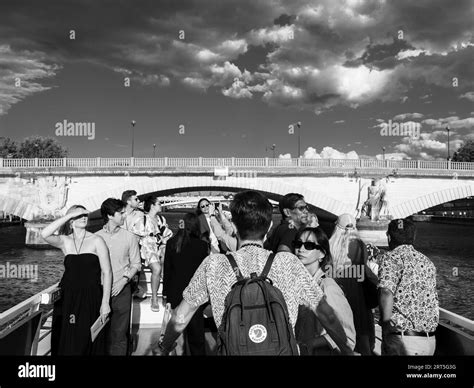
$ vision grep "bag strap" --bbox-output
[226,253,244,282]
[261,253,276,278]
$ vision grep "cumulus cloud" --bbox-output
[0,0,473,116]
[302,146,359,159]
[422,116,474,130]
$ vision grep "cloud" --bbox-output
[0,45,60,116]
[390,129,472,160]
[222,78,253,99]
[303,146,359,159]
[422,116,474,130]
[460,91,474,101]
[392,112,424,121]
[0,0,473,116]
[334,120,345,124]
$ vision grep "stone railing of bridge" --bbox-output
[1,157,474,177]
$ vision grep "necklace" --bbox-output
[73,231,86,254]
[240,243,263,249]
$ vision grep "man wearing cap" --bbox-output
[378,218,439,355]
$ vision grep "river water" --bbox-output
[0,215,473,319]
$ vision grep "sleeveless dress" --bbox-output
[51,253,106,355]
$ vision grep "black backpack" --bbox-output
[217,252,299,356]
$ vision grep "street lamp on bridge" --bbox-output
[382,146,386,161]
[131,120,136,157]
[297,122,302,158]
[446,126,450,161]
[153,144,156,158]
[266,144,276,158]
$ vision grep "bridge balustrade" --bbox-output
[0,157,473,172]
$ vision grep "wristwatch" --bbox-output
[122,274,131,282]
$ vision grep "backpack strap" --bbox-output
[261,253,276,278]
[226,253,244,282]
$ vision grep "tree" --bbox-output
[452,140,474,162]
[0,137,18,158]
[17,136,68,158]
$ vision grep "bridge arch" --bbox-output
[390,184,474,219]
[79,177,352,218]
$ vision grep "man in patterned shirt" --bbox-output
[155,190,353,355]
[378,218,439,355]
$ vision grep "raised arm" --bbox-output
[96,236,112,323]
[40,208,88,250]
[209,216,237,251]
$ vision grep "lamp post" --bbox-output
[266,144,276,158]
[131,120,136,157]
[446,126,450,161]
[34,143,43,158]
[382,146,386,161]
[153,144,156,158]
[297,121,301,158]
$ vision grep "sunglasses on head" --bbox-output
[293,240,324,252]
[293,204,309,212]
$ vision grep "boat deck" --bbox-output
[2,268,473,356]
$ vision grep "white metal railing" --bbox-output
[0,158,473,172]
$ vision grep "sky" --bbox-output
[0,0,473,160]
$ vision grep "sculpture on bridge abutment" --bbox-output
[3,176,70,220]
[359,178,391,222]
[36,177,70,220]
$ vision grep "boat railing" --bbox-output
[0,283,60,356]
[1,281,473,355]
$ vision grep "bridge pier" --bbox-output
[24,220,53,249]
[357,218,389,247]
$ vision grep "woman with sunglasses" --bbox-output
[293,227,356,355]
[196,198,220,253]
[41,205,112,355]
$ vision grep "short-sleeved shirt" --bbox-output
[264,219,298,253]
[378,244,439,332]
[95,226,141,282]
[182,245,324,330]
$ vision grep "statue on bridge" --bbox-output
[36,177,70,220]
[360,178,390,221]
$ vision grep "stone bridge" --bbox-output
[0,157,473,246]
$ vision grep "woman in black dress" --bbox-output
[329,213,377,355]
[162,213,209,355]
[41,205,112,355]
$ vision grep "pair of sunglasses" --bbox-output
[293,240,325,252]
[200,203,210,208]
[293,204,309,212]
